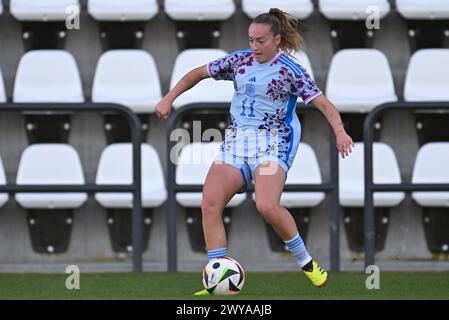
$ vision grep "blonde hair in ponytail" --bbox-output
[253,8,303,56]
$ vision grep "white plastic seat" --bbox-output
[13,50,84,104]
[0,156,8,208]
[0,2,3,16]
[319,0,390,20]
[170,49,234,109]
[10,0,80,21]
[282,143,325,207]
[88,0,159,21]
[95,143,167,208]
[339,142,405,207]
[0,66,6,103]
[396,0,449,20]
[164,0,235,21]
[15,144,87,209]
[412,143,449,207]
[242,0,313,20]
[92,50,162,113]
[251,143,325,208]
[175,142,246,207]
[404,49,449,102]
[326,49,397,113]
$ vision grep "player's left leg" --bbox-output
[253,160,328,287]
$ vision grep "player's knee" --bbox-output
[201,196,222,218]
[256,200,279,223]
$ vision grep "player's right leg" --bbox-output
[194,160,245,296]
[201,160,245,253]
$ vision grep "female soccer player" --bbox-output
[156,8,353,293]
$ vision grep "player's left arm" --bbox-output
[310,95,354,158]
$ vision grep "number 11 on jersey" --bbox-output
[240,98,256,118]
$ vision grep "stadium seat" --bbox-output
[0,2,2,16]
[242,0,313,20]
[13,50,84,143]
[10,0,81,50]
[404,49,449,144]
[92,49,162,143]
[318,0,391,50]
[0,66,6,103]
[251,143,325,251]
[165,0,235,21]
[396,0,449,51]
[170,48,234,138]
[171,49,233,108]
[175,142,246,252]
[0,155,8,208]
[95,143,167,253]
[10,0,79,21]
[88,0,158,21]
[397,0,449,19]
[339,142,405,253]
[412,142,449,255]
[404,49,449,102]
[326,49,397,141]
[87,0,159,50]
[319,0,390,20]
[412,143,449,208]
[0,71,8,208]
[15,143,87,254]
[327,49,399,253]
[164,0,236,50]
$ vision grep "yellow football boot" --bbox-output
[303,260,328,287]
[193,289,210,296]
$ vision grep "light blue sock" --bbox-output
[207,247,227,261]
[284,233,312,268]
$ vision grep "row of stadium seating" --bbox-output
[2,0,449,22]
[0,139,446,254]
[3,1,448,57]
[1,47,448,111]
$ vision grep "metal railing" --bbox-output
[166,103,340,272]
[363,102,449,268]
[0,103,143,272]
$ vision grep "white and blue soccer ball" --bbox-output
[202,257,245,295]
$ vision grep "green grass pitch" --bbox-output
[0,272,448,300]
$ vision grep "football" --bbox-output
[202,257,245,295]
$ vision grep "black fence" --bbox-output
[0,103,144,272]
[363,102,449,268]
[165,103,340,272]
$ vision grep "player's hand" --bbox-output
[155,99,172,120]
[335,129,354,159]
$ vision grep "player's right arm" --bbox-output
[155,65,209,120]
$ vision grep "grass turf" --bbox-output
[0,272,448,300]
